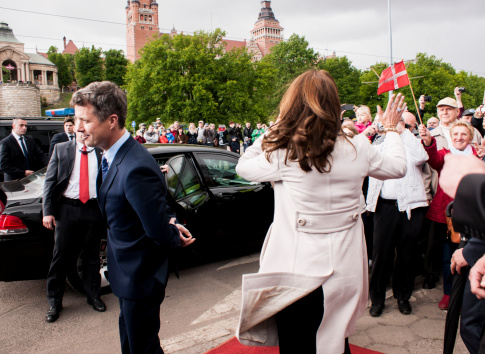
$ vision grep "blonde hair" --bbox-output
[450,121,474,140]
[356,106,372,123]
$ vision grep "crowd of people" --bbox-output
[133,118,275,154]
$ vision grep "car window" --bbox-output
[164,155,203,200]
[197,153,259,188]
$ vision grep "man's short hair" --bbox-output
[64,116,75,125]
[70,81,127,129]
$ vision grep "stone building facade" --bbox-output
[0,21,59,115]
[125,0,284,62]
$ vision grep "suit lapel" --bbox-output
[97,137,136,216]
[9,134,25,158]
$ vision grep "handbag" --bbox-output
[445,202,460,244]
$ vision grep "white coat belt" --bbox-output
[296,205,360,234]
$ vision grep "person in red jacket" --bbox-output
[159,130,169,144]
[419,121,478,310]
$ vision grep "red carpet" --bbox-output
[205,337,384,354]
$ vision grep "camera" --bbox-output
[424,96,432,102]
[458,87,466,93]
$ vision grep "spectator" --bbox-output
[186,123,198,144]
[251,122,265,142]
[171,121,180,141]
[136,123,146,137]
[471,105,485,137]
[419,121,478,310]
[366,117,429,317]
[461,109,482,144]
[229,136,240,154]
[48,117,76,160]
[159,130,169,144]
[355,106,373,134]
[197,121,205,144]
[134,130,146,144]
[427,117,439,130]
[243,137,250,152]
[166,129,174,143]
[203,123,216,147]
[0,118,48,181]
[217,126,228,149]
[235,123,243,142]
[226,121,237,142]
[243,122,253,146]
[343,125,359,138]
[176,127,188,144]
[144,125,159,143]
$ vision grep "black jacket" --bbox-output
[48,132,72,160]
[0,134,48,181]
[243,127,253,140]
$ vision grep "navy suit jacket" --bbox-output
[0,134,48,180]
[97,136,180,300]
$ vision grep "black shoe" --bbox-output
[369,304,384,317]
[46,306,62,323]
[398,300,412,315]
[87,298,106,312]
[422,274,436,289]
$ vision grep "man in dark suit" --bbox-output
[42,131,107,323]
[72,81,194,353]
[0,118,48,180]
[48,116,76,160]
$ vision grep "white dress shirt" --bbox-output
[103,130,131,168]
[11,131,28,155]
[63,142,99,200]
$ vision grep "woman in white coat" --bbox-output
[235,69,408,353]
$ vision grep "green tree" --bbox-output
[63,53,76,85]
[318,56,362,107]
[104,49,128,87]
[125,29,274,127]
[359,62,390,114]
[75,46,104,87]
[47,50,72,89]
[261,34,320,111]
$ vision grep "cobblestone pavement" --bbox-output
[162,276,469,353]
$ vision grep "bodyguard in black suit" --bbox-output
[48,116,76,160]
[0,118,48,180]
[42,133,107,323]
[72,81,194,353]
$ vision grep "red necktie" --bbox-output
[79,145,89,203]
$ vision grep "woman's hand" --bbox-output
[418,124,432,146]
[475,105,484,119]
[380,93,406,128]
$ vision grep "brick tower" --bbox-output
[249,1,284,60]
[126,0,159,62]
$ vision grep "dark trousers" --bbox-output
[119,289,165,354]
[369,200,425,306]
[461,270,485,354]
[46,198,104,307]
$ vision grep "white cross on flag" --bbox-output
[377,60,410,95]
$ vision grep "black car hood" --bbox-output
[0,180,42,207]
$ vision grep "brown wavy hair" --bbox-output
[262,69,342,173]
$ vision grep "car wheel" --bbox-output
[66,239,111,295]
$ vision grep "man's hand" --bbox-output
[169,217,195,247]
[160,165,169,173]
[418,124,432,146]
[475,105,484,119]
[362,125,377,138]
[419,95,426,110]
[439,154,485,198]
[454,87,462,104]
[451,248,468,275]
[25,170,34,176]
[43,215,56,230]
[470,255,485,300]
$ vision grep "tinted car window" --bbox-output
[165,155,203,200]
[197,153,258,188]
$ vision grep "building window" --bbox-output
[149,15,152,21]
[140,14,143,20]
[149,27,152,30]
[141,26,145,29]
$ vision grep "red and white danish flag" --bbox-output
[377,60,410,95]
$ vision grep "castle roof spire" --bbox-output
[257,1,277,21]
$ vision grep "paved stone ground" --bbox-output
[162,276,470,353]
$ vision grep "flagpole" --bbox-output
[408,79,422,125]
[388,0,393,102]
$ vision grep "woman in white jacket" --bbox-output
[235,69,407,353]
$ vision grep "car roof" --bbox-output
[0,117,64,125]
[147,144,240,158]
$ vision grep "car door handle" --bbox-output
[216,193,235,200]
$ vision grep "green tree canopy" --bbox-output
[75,46,104,88]
[47,51,72,89]
[104,49,128,87]
[124,29,274,127]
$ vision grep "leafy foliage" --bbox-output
[74,46,104,88]
[104,49,128,87]
[124,29,274,128]
[47,47,72,89]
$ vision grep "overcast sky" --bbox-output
[2,0,484,77]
